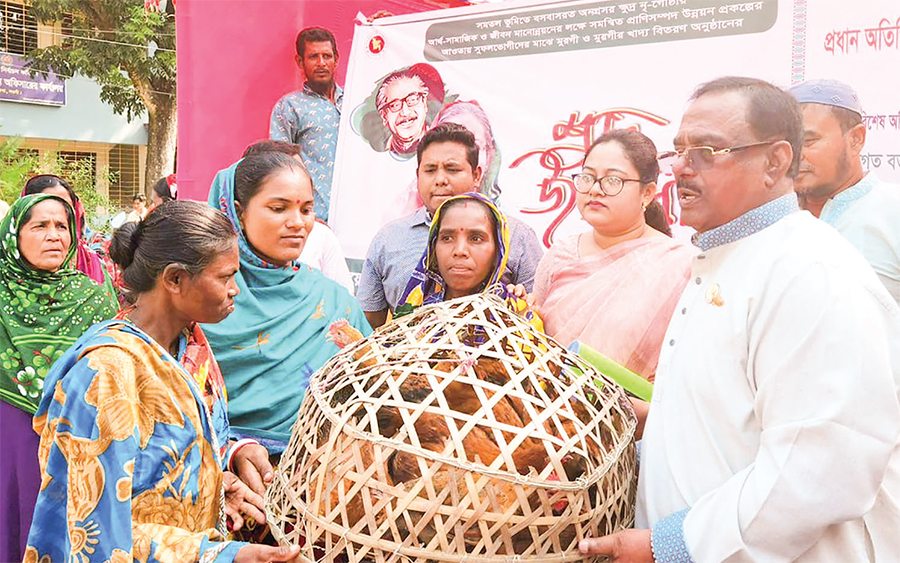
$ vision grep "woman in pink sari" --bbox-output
[532,130,694,381]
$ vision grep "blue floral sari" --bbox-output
[25,320,245,563]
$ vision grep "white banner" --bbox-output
[330,0,899,261]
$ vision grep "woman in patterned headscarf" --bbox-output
[0,194,117,562]
[395,192,540,329]
[21,174,113,287]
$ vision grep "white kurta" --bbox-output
[820,172,900,306]
[638,211,900,562]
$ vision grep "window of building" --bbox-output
[107,144,141,207]
[57,150,97,188]
[0,1,38,55]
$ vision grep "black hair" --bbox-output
[584,129,672,236]
[242,140,302,159]
[132,193,147,204]
[233,152,308,207]
[296,27,337,59]
[22,174,78,205]
[416,122,479,173]
[109,201,236,294]
[829,105,863,133]
[644,200,672,237]
[151,177,176,203]
[691,76,803,177]
[585,129,660,184]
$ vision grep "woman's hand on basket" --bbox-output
[232,442,274,497]
[224,471,266,532]
[505,283,532,304]
[234,544,300,563]
[579,529,653,562]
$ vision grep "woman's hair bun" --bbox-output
[109,222,142,270]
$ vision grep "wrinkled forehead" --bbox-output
[23,197,71,224]
[676,91,753,146]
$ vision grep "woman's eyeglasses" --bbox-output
[569,173,642,196]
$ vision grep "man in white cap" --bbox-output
[790,78,900,304]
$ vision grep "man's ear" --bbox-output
[295,53,304,73]
[161,264,187,294]
[847,122,866,158]
[472,165,484,187]
[765,140,794,187]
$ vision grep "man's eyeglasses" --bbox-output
[378,91,428,113]
[569,173,642,196]
[657,141,777,174]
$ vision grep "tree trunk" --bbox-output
[143,91,177,192]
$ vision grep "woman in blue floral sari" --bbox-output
[25,201,299,563]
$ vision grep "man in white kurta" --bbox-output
[580,77,900,563]
[790,79,900,305]
[638,195,900,561]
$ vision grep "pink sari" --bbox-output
[533,234,695,380]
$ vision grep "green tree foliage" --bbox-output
[25,0,176,188]
[1,136,114,233]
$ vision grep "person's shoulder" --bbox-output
[506,214,538,237]
[375,210,425,240]
[866,176,900,206]
[759,212,878,278]
[541,232,577,258]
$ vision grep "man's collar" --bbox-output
[831,171,876,204]
[302,82,343,101]
[692,192,799,251]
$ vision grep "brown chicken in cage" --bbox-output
[324,320,577,536]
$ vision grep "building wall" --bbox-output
[0,0,149,206]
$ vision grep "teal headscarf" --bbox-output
[0,194,117,413]
[203,161,371,450]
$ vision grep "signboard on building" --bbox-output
[0,52,66,106]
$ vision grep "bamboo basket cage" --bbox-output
[266,292,637,563]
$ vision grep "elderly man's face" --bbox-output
[673,91,775,233]
[380,77,429,144]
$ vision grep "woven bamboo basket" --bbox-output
[266,292,637,563]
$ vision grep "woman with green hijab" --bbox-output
[0,194,117,562]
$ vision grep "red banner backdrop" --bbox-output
[175,0,467,201]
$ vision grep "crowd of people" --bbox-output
[1,23,898,563]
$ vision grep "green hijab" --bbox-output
[0,194,118,414]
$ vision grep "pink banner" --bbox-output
[175,0,452,201]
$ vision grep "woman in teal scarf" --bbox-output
[205,152,370,454]
[0,194,117,562]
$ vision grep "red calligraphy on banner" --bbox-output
[510,107,669,247]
